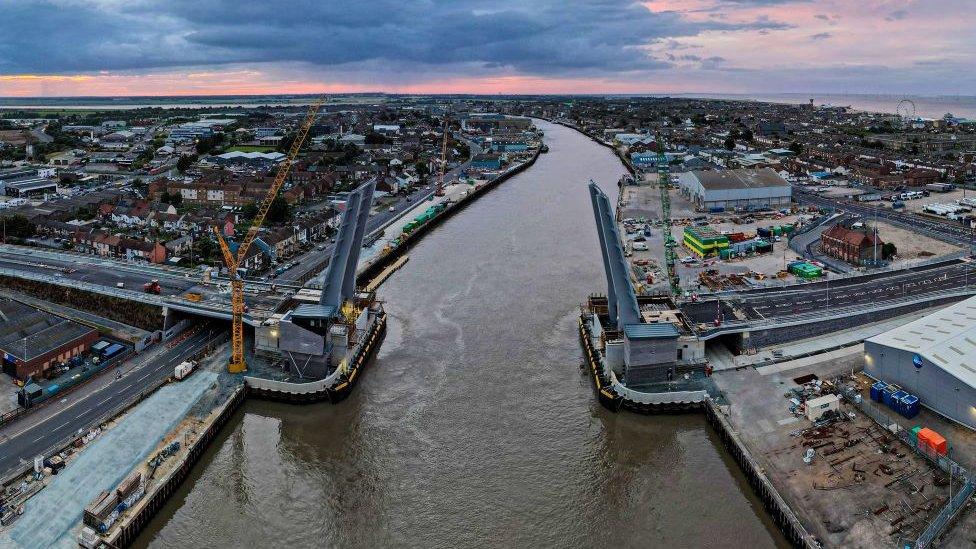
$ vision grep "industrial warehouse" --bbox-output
[677,167,792,211]
[0,299,99,379]
[864,296,976,430]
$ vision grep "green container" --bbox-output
[782,224,795,234]
[719,249,732,259]
[910,425,922,442]
[773,226,783,236]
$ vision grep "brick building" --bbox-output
[0,299,99,380]
[821,224,884,266]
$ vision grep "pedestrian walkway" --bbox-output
[2,370,217,549]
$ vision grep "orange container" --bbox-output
[927,431,948,455]
[917,428,936,449]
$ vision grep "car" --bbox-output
[316,244,327,251]
[389,206,396,212]
[680,256,696,264]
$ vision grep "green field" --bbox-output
[226,145,278,153]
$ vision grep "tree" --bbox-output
[161,190,182,207]
[415,160,430,180]
[740,128,754,143]
[267,196,291,223]
[788,141,803,155]
[2,214,36,239]
[724,136,736,150]
[364,132,391,145]
[177,154,198,172]
[881,242,897,260]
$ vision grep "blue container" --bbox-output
[901,395,920,419]
[870,381,886,402]
[891,390,909,414]
[881,384,898,408]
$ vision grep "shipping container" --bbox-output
[881,384,898,408]
[901,394,920,419]
[891,390,909,414]
[870,380,886,402]
[909,425,922,443]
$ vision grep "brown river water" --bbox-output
[132,120,788,548]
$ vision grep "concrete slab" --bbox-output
[2,371,218,549]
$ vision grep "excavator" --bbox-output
[214,99,323,373]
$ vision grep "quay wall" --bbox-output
[108,385,246,547]
[357,148,542,284]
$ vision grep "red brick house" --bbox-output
[821,224,884,266]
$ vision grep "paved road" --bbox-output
[0,245,289,315]
[681,258,976,324]
[796,189,975,248]
[0,324,226,478]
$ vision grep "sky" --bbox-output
[0,0,973,97]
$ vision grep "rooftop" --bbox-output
[867,295,976,388]
[624,323,680,340]
[691,167,790,190]
[0,299,97,361]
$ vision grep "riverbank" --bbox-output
[127,119,788,549]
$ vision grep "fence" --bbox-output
[837,385,976,548]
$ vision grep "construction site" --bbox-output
[620,170,823,295]
[710,349,976,548]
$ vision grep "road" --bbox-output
[0,324,226,478]
[681,258,976,324]
[795,189,975,248]
[0,244,289,315]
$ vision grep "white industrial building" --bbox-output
[864,296,976,429]
[677,167,791,211]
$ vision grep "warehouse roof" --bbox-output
[0,299,96,361]
[690,168,789,190]
[867,295,976,387]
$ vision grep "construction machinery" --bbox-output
[656,138,680,295]
[214,98,323,373]
[435,115,449,197]
[143,279,161,294]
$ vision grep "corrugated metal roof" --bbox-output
[868,295,976,388]
[624,323,679,340]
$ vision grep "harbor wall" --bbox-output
[703,400,819,549]
[107,385,247,547]
[579,313,816,547]
[357,148,542,284]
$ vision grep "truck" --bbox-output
[926,182,955,193]
[174,361,195,380]
[143,279,161,294]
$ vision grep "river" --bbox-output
[132,120,787,548]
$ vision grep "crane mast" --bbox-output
[215,98,324,373]
[435,115,449,197]
[657,137,680,295]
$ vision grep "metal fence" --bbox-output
[837,385,976,548]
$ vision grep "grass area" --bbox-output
[226,145,278,153]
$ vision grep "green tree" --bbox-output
[2,214,36,239]
[724,136,736,150]
[267,196,290,223]
[788,141,803,155]
[882,242,897,260]
[177,154,197,172]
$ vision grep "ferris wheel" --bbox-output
[897,99,917,123]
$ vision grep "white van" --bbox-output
[632,241,649,251]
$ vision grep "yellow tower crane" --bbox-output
[214,98,323,373]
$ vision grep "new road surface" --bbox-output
[0,324,226,478]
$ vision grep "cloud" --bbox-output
[0,0,792,78]
[886,9,908,21]
[809,32,832,40]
